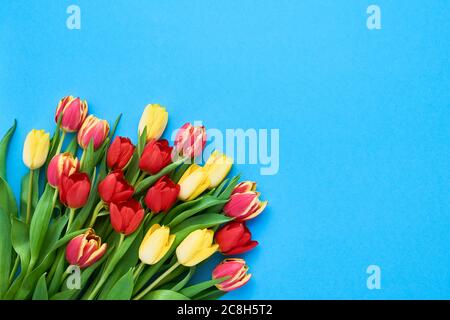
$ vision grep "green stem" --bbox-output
[87,233,125,300]
[67,208,76,232]
[133,262,145,282]
[88,201,105,228]
[80,150,86,169]
[8,257,20,285]
[55,130,66,154]
[25,169,34,224]
[133,262,180,300]
[134,172,147,187]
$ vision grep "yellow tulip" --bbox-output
[139,224,175,265]
[176,229,218,267]
[23,129,50,170]
[177,164,210,201]
[138,104,168,141]
[204,150,233,188]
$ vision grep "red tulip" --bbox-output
[223,190,267,221]
[212,258,251,292]
[55,96,88,132]
[98,171,134,204]
[47,153,80,188]
[65,228,107,269]
[110,199,145,235]
[139,139,173,175]
[107,136,135,170]
[77,115,110,150]
[174,123,206,158]
[215,221,258,255]
[144,176,180,213]
[59,172,91,209]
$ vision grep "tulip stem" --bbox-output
[55,130,66,154]
[8,257,20,285]
[88,201,105,228]
[25,169,34,224]
[133,262,145,281]
[133,262,181,300]
[67,208,76,232]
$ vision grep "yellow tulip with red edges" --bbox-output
[176,229,218,267]
[204,150,233,189]
[22,129,50,170]
[177,164,210,201]
[138,104,168,142]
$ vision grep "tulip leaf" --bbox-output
[32,273,49,300]
[49,289,79,300]
[170,163,190,183]
[11,218,30,275]
[105,268,134,300]
[171,213,232,236]
[0,119,16,180]
[171,267,196,292]
[46,116,62,165]
[80,140,95,174]
[161,196,204,225]
[137,126,147,157]
[125,150,140,184]
[110,113,122,139]
[65,135,79,155]
[0,207,12,298]
[39,214,69,263]
[142,289,190,300]
[0,175,18,219]
[179,277,228,298]
[168,197,229,229]
[217,175,240,200]
[20,170,40,222]
[193,287,225,300]
[134,159,184,195]
[94,137,110,168]
[29,185,57,269]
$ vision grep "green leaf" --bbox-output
[171,267,196,292]
[137,126,147,157]
[32,273,48,300]
[46,117,62,164]
[0,175,18,219]
[168,197,229,229]
[172,213,232,238]
[125,151,140,183]
[29,185,57,269]
[193,287,225,300]
[11,218,30,274]
[161,197,204,225]
[0,120,16,180]
[49,289,79,300]
[105,268,134,300]
[0,208,12,298]
[170,163,190,183]
[180,277,227,298]
[20,170,39,222]
[109,114,122,139]
[134,159,184,195]
[65,135,78,155]
[142,289,190,300]
[81,140,95,174]
[39,214,69,263]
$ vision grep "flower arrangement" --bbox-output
[0,97,267,300]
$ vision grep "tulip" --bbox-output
[231,181,256,195]
[215,221,258,255]
[174,123,206,158]
[176,229,218,267]
[77,115,110,150]
[47,153,80,188]
[138,104,168,142]
[177,164,210,201]
[139,139,173,175]
[223,189,267,221]
[65,228,107,269]
[55,96,88,132]
[59,172,91,209]
[204,150,233,188]
[144,176,179,213]
[98,171,134,204]
[212,258,251,292]
[107,136,135,171]
[22,129,50,170]
[110,199,145,235]
[139,224,175,265]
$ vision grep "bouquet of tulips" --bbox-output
[0,96,267,300]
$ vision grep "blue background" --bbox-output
[1,1,449,299]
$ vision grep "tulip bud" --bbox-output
[55,96,88,132]
[212,258,251,292]
[22,129,50,170]
[47,153,80,188]
[224,190,267,221]
[65,228,107,269]
[231,181,256,195]
[107,136,135,171]
[139,139,173,175]
[215,221,258,255]
[98,171,134,204]
[174,123,206,158]
[204,151,233,188]
[139,224,175,265]
[144,176,180,213]
[110,199,145,235]
[59,172,91,209]
[77,115,110,150]
[177,164,210,201]
[176,229,218,267]
[138,104,168,142]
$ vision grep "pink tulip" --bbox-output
[223,190,267,221]
[212,258,251,292]
[65,229,107,269]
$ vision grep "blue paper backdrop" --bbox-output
[1,1,449,299]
